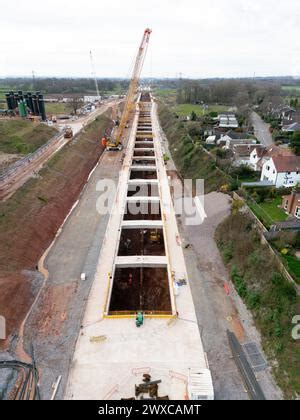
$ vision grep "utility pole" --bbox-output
[89,50,100,98]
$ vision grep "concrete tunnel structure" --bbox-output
[104,92,174,316]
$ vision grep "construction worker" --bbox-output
[136,311,144,327]
[124,238,131,251]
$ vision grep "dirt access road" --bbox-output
[21,138,127,399]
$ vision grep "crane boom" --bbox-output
[106,28,151,150]
[90,50,100,98]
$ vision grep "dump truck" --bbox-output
[64,126,73,139]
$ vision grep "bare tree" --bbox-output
[67,96,83,115]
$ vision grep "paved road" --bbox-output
[251,111,273,146]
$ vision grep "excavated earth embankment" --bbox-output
[0,112,113,351]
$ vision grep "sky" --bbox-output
[0,0,299,79]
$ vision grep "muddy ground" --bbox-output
[130,170,157,180]
[118,228,165,256]
[109,267,171,313]
[134,143,153,149]
[127,184,159,197]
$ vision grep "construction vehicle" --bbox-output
[64,126,73,139]
[150,229,161,243]
[103,28,151,151]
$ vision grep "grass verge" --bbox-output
[0,120,57,154]
[158,102,230,192]
[45,102,69,115]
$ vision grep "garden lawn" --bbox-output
[282,254,300,285]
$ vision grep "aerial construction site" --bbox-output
[65,29,214,400]
[0,28,214,401]
[66,89,214,400]
[1,1,299,403]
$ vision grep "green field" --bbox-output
[173,103,229,117]
[0,86,11,100]
[282,85,300,92]
[45,102,69,115]
[0,120,58,154]
[154,88,177,97]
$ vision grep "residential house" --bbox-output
[250,145,293,171]
[282,122,300,132]
[212,129,254,147]
[205,134,221,145]
[232,144,259,166]
[272,104,300,127]
[282,191,300,219]
[260,155,300,187]
[272,105,295,120]
[280,106,296,120]
[224,138,257,150]
[249,146,267,170]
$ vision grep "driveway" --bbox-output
[251,111,273,146]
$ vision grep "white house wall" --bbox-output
[261,158,300,187]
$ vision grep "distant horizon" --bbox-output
[1,75,300,81]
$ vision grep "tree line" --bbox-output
[176,79,283,109]
[0,78,129,95]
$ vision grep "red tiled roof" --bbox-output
[233,144,258,156]
[266,145,294,158]
[272,155,300,172]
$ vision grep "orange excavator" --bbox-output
[102,28,151,151]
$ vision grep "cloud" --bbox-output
[0,0,299,78]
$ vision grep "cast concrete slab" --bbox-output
[121,220,163,229]
[126,196,160,203]
[115,255,168,267]
[130,165,157,171]
[128,179,158,185]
